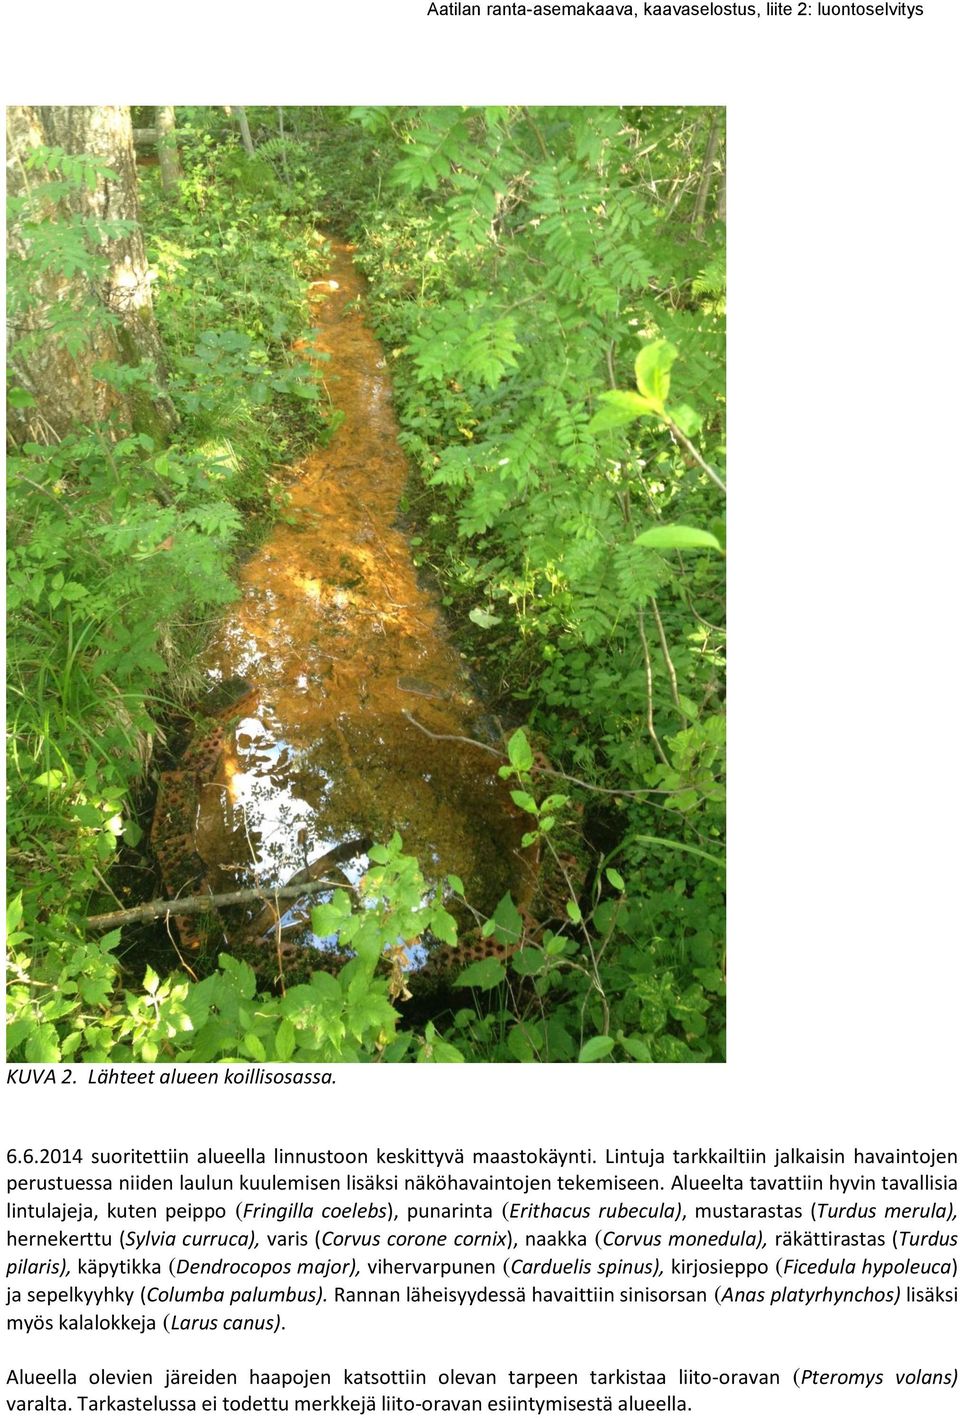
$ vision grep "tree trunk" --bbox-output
[155,106,183,194]
[276,106,289,181]
[692,108,723,240]
[235,105,256,156]
[6,104,177,445]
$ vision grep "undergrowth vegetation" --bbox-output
[7,106,724,1064]
[333,106,727,1061]
[6,110,335,1058]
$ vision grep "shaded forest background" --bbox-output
[6,105,725,1063]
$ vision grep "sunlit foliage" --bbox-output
[6,107,724,1063]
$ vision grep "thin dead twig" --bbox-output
[400,709,678,798]
[650,595,685,720]
[666,416,726,495]
[638,606,669,765]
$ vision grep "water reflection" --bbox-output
[191,240,529,952]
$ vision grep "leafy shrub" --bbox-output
[6,133,333,995]
[345,107,726,1060]
[6,839,466,1063]
[7,108,725,1063]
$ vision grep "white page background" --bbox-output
[3,5,958,1414]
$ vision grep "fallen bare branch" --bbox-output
[85,877,349,932]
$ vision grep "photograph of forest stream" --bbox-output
[6,106,726,1064]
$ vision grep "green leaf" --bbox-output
[490,892,523,947]
[694,966,725,993]
[243,1032,267,1062]
[634,524,721,552]
[579,1035,615,1063]
[430,905,458,947]
[454,957,507,990]
[418,1029,466,1063]
[510,789,538,815]
[667,788,700,813]
[511,946,545,977]
[219,954,257,1001]
[512,1020,546,1059]
[669,402,703,436]
[507,728,533,774]
[468,606,502,628]
[33,769,66,789]
[634,339,678,405]
[508,1024,537,1062]
[566,899,582,924]
[381,1031,414,1062]
[621,1036,653,1062]
[25,1025,61,1063]
[275,1017,296,1062]
[485,107,509,130]
[6,894,24,936]
[446,874,465,896]
[588,389,659,433]
[310,904,341,936]
[540,794,569,814]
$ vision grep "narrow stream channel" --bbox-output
[190,240,527,943]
